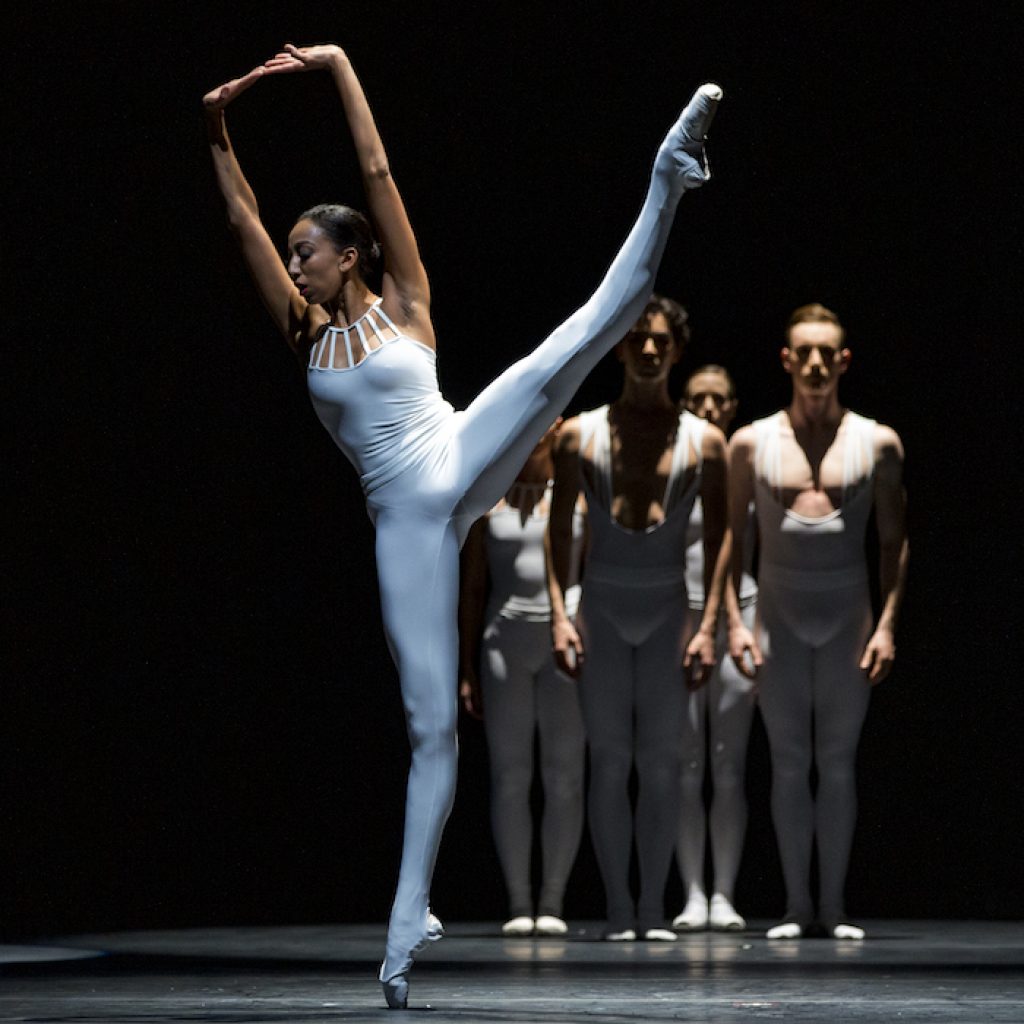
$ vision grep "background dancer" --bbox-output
[673,365,757,932]
[458,422,586,937]
[728,304,907,940]
[204,41,720,1006]
[547,298,729,941]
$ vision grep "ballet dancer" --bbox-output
[672,365,757,932]
[547,298,729,941]
[458,421,587,937]
[204,41,720,1005]
[728,304,908,940]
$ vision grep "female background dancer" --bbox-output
[458,422,587,938]
[204,40,720,1007]
[673,366,757,932]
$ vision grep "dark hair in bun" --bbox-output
[297,204,382,279]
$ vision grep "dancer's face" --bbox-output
[685,371,737,431]
[286,219,356,304]
[617,313,680,382]
[782,322,849,397]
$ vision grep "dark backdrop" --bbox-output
[5,2,1021,938]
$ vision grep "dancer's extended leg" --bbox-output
[451,85,722,538]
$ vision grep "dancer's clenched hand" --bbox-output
[684,627,716,690]
[859,627,895,685]
[552,617,584,680]
[728,620,762,680]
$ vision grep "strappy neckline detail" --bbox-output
[308,300,434,373]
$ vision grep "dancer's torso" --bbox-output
[578,405,705,590]
[306,301,454,503]
[753,410,877,591]
[484,482,585,623]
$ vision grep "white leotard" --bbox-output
[751,410,877,925]
[574,405,705,933]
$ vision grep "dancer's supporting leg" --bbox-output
[378,82,721,1006]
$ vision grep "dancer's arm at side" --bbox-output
[684,425,729,687]
[204,70,314,350]
[726,427,762,678]
[546,421,585,679]
[458,519,488,719]
[860,426,908,685]
[263,44,432,339]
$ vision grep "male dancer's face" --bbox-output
[616,312,680,384]
[781,322,850,400]
[685,371,737,431]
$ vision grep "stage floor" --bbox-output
[2,920,1022,1022]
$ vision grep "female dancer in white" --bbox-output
[673,366,757,932]
[204,41,720,1007]
[459,422,586,937]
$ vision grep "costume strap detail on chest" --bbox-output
[307,300,402,372]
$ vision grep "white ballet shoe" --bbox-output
[642,927,678,942]
[672,894,709,931]
[603,927,637,941]
[766,920,805,940]
[379,910,445,1009]
[708,895,746,931]
[501,915,535,936]
[534,915,568,935]
[830,922,866,940]
[659,83,723,188]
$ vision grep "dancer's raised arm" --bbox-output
[263,44,431,332]
[204,67,315,349]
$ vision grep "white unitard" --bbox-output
[575,406,706,933]
[752,411,877,925]
[676,499,757,903]
[480,485,586,919]
[305,90,717,989]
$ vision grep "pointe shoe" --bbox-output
[534,915,568,935]
[501,915,535,936]
[661,83,724,188]
[642,927,678,942]
[708,895,746,931]
[672,894,709,931]
[603,927,637,941]
[379,958,410,1010]
[379,910,445,1009]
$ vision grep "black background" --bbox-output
[5,1,1022,937]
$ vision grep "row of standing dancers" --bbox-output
[460,300,907,947]
[204,42,906,1009]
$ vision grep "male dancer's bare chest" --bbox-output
[582,418,696,531]
[771,422,872,518]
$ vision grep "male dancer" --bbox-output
[547,297,729,940]
[673,366,757,932]
[728,304,908,940]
